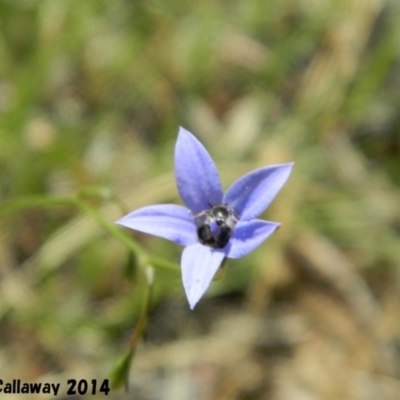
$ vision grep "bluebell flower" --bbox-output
[116,127,294,309]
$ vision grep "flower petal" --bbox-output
[225,219,280,259]
[175,127,223,214]
[181,243,225,309]
[115,204,198,246]
[224,163,294,220]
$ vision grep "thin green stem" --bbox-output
[74,198,144,256]
[75,198,180,272]
[0,194,180,273]
[128,265,154,349]
[0,196,75,217]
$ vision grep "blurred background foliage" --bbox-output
[1,0,400,399]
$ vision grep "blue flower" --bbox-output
[116,127,294,309]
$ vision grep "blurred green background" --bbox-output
[1,0,400,399]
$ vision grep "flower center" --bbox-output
[194,205,238,249]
